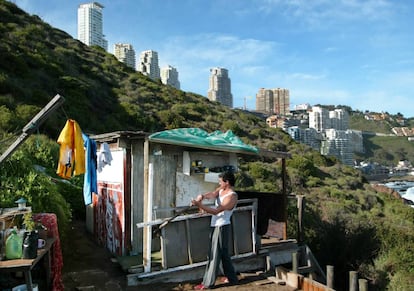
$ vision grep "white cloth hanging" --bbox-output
[97,142,113,172]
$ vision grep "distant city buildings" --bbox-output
[286,126,322,151]
[266,115,301,129]
[161,65,180,89]
[308,106,349,131]
[392,127,414,137]
[138,50,160,81]
[114,43,136,70]
[256,88,290,115]
[321,129,354,165]
[77,2,107,50]
[330,109,349,130]
[207,68,233,107]
[293,103,311,111]
[308,106,330,132]
[281,106,361,165]
[74,3,384,168]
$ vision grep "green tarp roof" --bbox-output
[148,128,259,154]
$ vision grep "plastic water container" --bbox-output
[12,284,38,291]
[5,230,23,259]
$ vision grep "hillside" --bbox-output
[1,0,412,167]
[0,0,279,147]
[349,112,414,165]
[1,1,414,290]
[357,135,414,166]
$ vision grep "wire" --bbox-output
[60,105,69,120]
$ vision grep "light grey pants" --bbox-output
[202,224,238,287]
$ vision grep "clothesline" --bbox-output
[56,119,112,205]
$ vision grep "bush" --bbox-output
[0,135,78,241]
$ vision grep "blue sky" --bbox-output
[12,0,414,117]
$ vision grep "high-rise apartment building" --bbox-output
[77,2,107,50]
[329,109,349,130]
[287,126,322,151]
[309,106,349,132]
[293,103,311,111]
[321,129,354,165]
[308,106,330,132]
[161,65,180,89]
[138,50,160,81]
[207,68,233,107]
[256,88,290,115]
[114,43,136,70]
[256,88,273,114]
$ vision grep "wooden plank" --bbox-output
[302,278,335,291]
[267,276,286,285]
[136,204,256,228]
[187,216,210,263]
[255,279,274,286]
[142,139,151,272]
[185,220,193,264]
[275,266,304,289]
[127,252,267,286]
[161,220,189,268]
[232,211,254,254]
[152,155,176,213]
[0,94,65,164]
[131,142,145,255]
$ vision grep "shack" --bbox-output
[87,129,319,286]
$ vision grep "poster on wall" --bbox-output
[94,182,124,255]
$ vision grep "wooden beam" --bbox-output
[282,158,288,240]
[0,94,65,164]
[142,139,151,272]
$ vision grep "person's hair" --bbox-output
[219,171,235,186]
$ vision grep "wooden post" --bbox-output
[142,139,151,272]
[327,265,334,288]
[292,252,298,273]
[359,278,368,291]
[282,158,288,240]
[349,271,358,291]
[297,195,304,244]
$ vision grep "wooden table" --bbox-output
[0,237,55,291]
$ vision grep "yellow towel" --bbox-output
[56,119,85,178]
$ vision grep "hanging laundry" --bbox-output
[82,133,97,205]
[56,119,85,178]
[97,142,113,172]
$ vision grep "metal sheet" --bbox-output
[161,220,189,268]
[187,216,210,263]
[160,206,256,269]
[232,211,253,254]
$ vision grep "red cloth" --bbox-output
[33,213,64,291]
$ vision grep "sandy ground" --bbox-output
[61,220,296,291]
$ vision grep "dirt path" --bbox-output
[61,220,295,291]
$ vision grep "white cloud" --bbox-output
[11,0,414,117]
[160,33,277,67]
[257,0,395,28]
[288,73,326,80]
[157,33,280,95]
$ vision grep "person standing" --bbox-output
[191,171,239,290]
